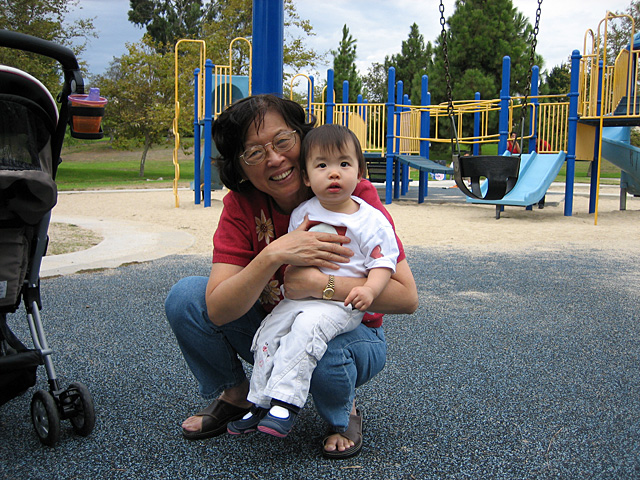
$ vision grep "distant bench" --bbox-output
[364,153,453,203]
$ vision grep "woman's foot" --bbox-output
[182,380,252,437]
[323,432,355,453]
[322,406,363,459]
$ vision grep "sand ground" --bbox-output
[48,181,639,261]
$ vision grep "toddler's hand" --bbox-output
[344,286,375,311]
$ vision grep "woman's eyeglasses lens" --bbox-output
[241,131,297,165]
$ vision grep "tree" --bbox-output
[0,0,95,95]
[424,0,543,149]
[383,23,433,105]
[94,36,174,176]
[541,63,571,96]
[362,62,387,103]
[331,24,362,103]
[128,0,209,54]
[128,0,322,80]
[427,0,543,106]
[607,1,640,64]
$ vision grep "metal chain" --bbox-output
[439,0,453,117]
[516,0,543,148]
[439,0,458,155]
[439,0,543,154]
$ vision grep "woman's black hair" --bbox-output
[212,94,316,192]
[299,124,366,178]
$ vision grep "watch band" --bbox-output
[322,274,335,300]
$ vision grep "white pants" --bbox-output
[248,298,364,409]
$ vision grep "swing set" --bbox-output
[439,0,545,201]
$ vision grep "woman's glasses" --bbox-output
[240,130,297,166]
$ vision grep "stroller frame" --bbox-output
[0,30,96,447]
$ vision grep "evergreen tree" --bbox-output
[542,63,571,96]
[383,23,432,105]
[428,0,542,106]
[362,62,387,103]
[331,24,362,103]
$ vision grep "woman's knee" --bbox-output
[165,276,208,325]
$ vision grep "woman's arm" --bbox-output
[283,259,419,315]
[206,222,355,325]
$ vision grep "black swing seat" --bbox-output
[453,154,521,200]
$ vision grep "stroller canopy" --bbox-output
[0,65,58,224]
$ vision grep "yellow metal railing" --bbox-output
[172,37,251,207]
[173,39,206,208]
[579,12,639,120]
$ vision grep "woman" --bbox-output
[165,94,418,459]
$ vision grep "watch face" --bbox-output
[323,288,334,300]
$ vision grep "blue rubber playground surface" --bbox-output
[1,247,639,479]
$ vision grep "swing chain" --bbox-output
[439,0,459,156]
[439,1,453,118]
[517,0,543,150]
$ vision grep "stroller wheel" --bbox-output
[31,390,61,447]
[67,382,95,436]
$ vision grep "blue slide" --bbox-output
[466,151,567,206]
[601,126,640,196]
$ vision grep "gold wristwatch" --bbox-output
[322,275,335,300]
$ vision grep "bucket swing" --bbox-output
[438,0,543,201]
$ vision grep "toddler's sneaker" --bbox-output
[257,405,298,438]
[227,406,268,435]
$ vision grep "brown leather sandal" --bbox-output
[322,409,363,459]
[181,399,250,440]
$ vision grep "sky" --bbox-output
[68,0,633,81]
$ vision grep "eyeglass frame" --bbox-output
[239,130,298,166]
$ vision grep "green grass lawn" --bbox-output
[56,139,196,191]
[56,137,620,191]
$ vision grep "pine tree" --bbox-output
[384,23,432,105]
[331,24,362,103]
[428,0,542,105]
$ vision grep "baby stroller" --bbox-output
[0,30,101,446]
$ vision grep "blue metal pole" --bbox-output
[530,65,540,153]
[473,92,480,156]
[499,56,511,154]
[203,59,213,207]
[307,75,314,122]
[385,67,395,204]
[394,81,403,199]
[565,49,581,216]
[401,95,410,196]
[419,75,429,202]
[252,0,283,95]
[193,68,202,205]
[327,69,335,125]
[343,80,349,127]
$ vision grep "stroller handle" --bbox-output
[0,30,84,95]
[0,30,79,71]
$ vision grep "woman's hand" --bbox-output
[266,215,353,271]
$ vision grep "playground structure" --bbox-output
[174,10,640,221]
[172,38,251,207]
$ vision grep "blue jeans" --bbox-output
[164,276,387,432]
